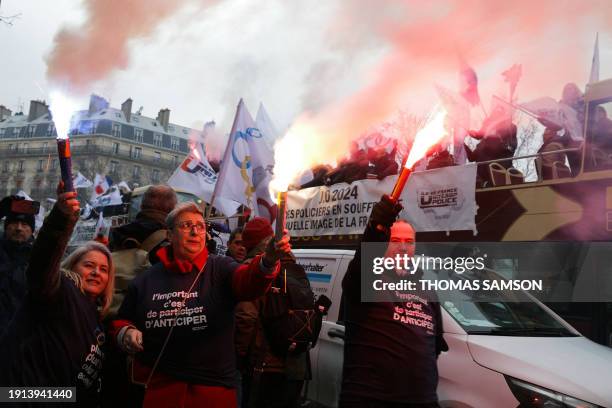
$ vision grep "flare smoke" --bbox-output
[46,0,186,91]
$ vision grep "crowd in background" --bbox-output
[0,186,327,408]
[298,82,612,190]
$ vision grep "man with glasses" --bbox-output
[340,195,447,408]
[111,202,292,408]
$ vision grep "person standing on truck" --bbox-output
[340,195,447,408]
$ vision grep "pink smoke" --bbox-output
[292,0,611,165]
[46,0,187,91]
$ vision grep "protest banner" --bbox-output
[286,164,477,236]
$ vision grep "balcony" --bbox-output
[0,144,178,169]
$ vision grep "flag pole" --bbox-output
[207,99,243,218]
[492,95,539,120]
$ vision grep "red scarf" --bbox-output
[156,245,208,274]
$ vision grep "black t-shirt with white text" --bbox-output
[116,255,240,388]
[340,233,444,405]
[0,275,106,407]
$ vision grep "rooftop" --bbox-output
[0,95,203,140]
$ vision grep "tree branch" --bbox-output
[0,13,21,26]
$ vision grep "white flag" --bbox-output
[91,174,110,202]
[117,181,131,193]
[254,103,278,220]
[94,210,110,237]
[81,203,93,220]
[214,99,273,217]
[589,33,599,84]
[521,97,583,141]
[402,164,478,233]
[168,142,240,217]
[92,185,122,207]
[255,103,279,147]
[168,143,216,202]
[73,172,93,189]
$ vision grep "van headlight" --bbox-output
[505,376,601,408]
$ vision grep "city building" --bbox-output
[0,95,199,203]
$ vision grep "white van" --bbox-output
[294,249,612,408]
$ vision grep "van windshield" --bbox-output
[425,268,577,336]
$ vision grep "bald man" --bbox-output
[340,195,447,408]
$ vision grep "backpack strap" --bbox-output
[140,229,167,252]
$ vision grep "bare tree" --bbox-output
[0,1,21,26]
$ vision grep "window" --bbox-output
[112,123,121,137]
[115,112,122,118]
[18,160,24,172]
[152,169,160,182]
[110,161,118,173]
[51,159,57,170]
[21,143,28,153]
[171,137,179,151]
[8,143,14,151]
[135,128,143,143]
[86,139,93,149]
[0,128,5,137]
[131,146,142,159]
[47,123,55,137]
[2,161,9,172]
[42,142,48,153]
[37,159,44,171]
[153,133,163,147]
[172,155,178,167]
[90,121,98,135]
[154,151,161,161]
[133,165,141,177]
[27,125,36,138]
[112,142,120,154]
[14,127,22,137]
[168,125,175,132]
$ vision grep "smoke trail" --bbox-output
[289,0,612,168]
[46,0,187,91]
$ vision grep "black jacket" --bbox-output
[340,222,448,405]
[0,236,33,335]
[0,207,106,407]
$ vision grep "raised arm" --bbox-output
[26,189,79,301]
[342,195,402,298]
[231,234,291,301]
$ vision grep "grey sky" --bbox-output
[1,0,610,153]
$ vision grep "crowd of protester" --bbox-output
[2,80,612,407]
[0,184,333,408]
[298,82,612,190]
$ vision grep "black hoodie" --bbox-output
[0,207,106,407]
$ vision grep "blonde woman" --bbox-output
[0,185,115,407]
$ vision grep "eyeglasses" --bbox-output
[176,221,206,234]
